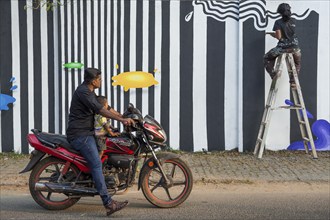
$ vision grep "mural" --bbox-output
[63,62,84,69]
[0,77,17,111]
[0,0,329,153]
[112,71,158,92]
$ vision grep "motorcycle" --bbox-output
[20,103,193,210]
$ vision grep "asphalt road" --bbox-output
[0,183,329,220]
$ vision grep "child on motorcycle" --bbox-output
[95,96,121,158]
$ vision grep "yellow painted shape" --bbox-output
[112,71,159,92]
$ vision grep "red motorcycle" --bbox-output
[20,104,193,210]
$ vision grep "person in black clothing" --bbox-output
[66,68,134,216]
[264,3,301,87]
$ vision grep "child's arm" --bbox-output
[104,123,120,137]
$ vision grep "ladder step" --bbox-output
[257,138,263,143]
[299,120,306,125]
[303,137,310,142]
[261,121,267,125]
[271,106,303,110]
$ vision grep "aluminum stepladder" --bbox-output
[254,53,318,159]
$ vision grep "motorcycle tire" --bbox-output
[29,157,81,210]
[140,157,193,208]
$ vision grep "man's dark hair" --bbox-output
[96,95,107,106]
[277,3,291,22]
[84,68,101,84]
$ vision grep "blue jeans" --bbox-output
[70,135,111,206]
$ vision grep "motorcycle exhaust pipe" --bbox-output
[35,182,98,195]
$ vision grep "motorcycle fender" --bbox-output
[137,152,180,190]
[19,150,45,174]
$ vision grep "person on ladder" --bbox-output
[264,3,301,88]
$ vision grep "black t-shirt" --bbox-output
[66,82,103,142]
[273,18,299,49]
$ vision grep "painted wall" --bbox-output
[0,0,329,153]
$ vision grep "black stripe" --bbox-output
[161,1,170,144]
[58,1,63,134]
[104,0,108,100]
[83,0,87,69]
[180,2,194,151]
[116,0,121,128]
[19,0,29,153]
[0,0,13,152]
[71,0,75,95]
[206,18,226,151]
[91,0,94,67]
[64,1,69,131]
[123,0,130,111]
[77,0,82,84]
[110,0,114,123]
[135,0,143,112]
[48,7,55,133]
[33,5,42,130]
[148,0,155,117]
[290,12,318,142]
[242,19,265,152]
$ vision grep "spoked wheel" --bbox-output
[141,157,193,208]
[29,157,81,210]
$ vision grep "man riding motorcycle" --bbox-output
[66,67,134,216]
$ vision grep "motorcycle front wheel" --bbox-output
[29,157,81,210]
[140,157,193,208]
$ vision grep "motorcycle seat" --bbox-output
[31,129,80,154]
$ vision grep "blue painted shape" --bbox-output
[10,85,18,91]
[284,99,314,119]
[0,94,16,110]
[287,119,330,151]
[10,77,15,82]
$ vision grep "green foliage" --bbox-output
[24,0,64,11]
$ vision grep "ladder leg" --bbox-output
[291,88,309,153]
[254,54,285,158]
[286,54,318,159]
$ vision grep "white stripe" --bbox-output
[224,19,239,150]
[100,0,105,95]
[87,0,92,69]
[169,1,180,149]
[67,0,72,116]
[11,0,21,153]
[61,0,66,134]
[54,3,59,133]
[41,4,49,132]
[264,20,290,150]
[154,1,162,123]
[27,0,35,147]
[142,0,149,116]
[120,0,125,130]
[94,0,99,69]
[107,0,111,103]
[113,1,117,111]
[193,5,207,152]
[93,0,99,96]
[237,18,243,152]
[74,0,79,90]
[80,0,84,85]
[317,3,330,121]
[129,0,137,107]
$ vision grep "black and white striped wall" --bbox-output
[0,0,329,153]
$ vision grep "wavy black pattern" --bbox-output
[194,0,311,31]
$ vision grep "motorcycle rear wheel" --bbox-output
[140,157,193,208]
[29,157,81,210]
